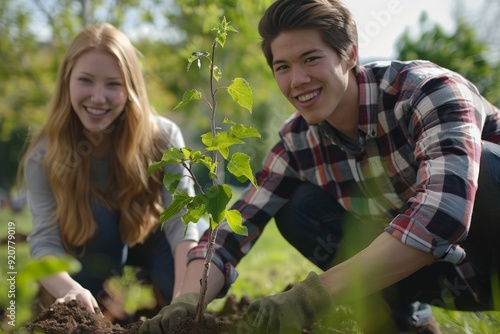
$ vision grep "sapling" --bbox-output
[147,17,260,324]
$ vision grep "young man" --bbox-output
[140,0,500,333]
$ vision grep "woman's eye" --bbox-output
[78,77,92,83]
[108,82,122,87]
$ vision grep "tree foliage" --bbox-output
[395,12,500,106]
[3,1,500,193]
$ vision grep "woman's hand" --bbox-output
[54,287,99,312]
[40,271,99,313]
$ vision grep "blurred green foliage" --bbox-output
[1,0,499,195]
[396,12,500,106]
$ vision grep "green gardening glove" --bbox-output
[139,293,199,334]
[238,272,333,334]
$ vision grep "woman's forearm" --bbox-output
[39,270,98,312]
[40,271,83,298]
[172,240,197,299]
[172,239,225,303]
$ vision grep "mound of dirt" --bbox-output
[23,300,141,334]
[22,294,249,334]
[22,293,357,333]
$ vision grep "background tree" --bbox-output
[2,0,499,195]
[395,12,500,106]
[0,0,48,192]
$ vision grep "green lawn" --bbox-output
[1,207,500,333]
[227,220,319,299]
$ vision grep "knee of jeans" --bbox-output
[479,142,500,183]
[274,186,315,233]
[274,183,345,237]
[275,200,296,236]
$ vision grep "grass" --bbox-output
[1,207,500,333]
[227,220,319,298]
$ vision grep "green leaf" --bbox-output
[199,155,217,174]
[180,147,194,160]
[148,160,166,176]
[222,118,236,125]
[123,284,156,314]
[160,189,192,223]
[202,131,244,159]
[163,147,185,162]
[228,77,253,113]
[203,184,232,224]
[213,65,222,81]
[182,148,217,170]
[225,209,248,236]
[201,131,214,147]
[18,255,81,284]
[229,124,261,139]
[163,172,183,193]
[174,89,202,110]
[182,195,206,224]
[212,17,238,47]
[148,147,184,176]
[227,152,257,187]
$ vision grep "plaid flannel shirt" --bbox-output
[188,60,500,301]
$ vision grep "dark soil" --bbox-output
[21,294,249,334]
[20,294,357,334]
[23,300,141,334]
[14,277,362,334]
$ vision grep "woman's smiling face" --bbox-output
[69,49,128,134]
[271,29,357,126]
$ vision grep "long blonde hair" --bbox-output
[19,23,164,250]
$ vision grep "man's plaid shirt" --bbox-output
[189,60,500,301]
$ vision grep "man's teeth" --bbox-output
[87,107,107,115]
[297,91,318,102]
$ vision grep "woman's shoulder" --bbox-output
[153,114,180,130]
[24,137,48,167]
[152,114,185,149]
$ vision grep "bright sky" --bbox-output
[347,0,485,61]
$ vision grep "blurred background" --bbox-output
[1,0,499,210]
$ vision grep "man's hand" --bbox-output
[139,293,199,334]
[238,272,333,334]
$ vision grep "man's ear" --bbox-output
[346,44,358,71]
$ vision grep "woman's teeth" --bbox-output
[87,107,107,115]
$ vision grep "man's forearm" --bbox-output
[320,232,435,304]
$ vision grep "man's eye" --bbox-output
[305,56,320,63]
[274,64,289,72]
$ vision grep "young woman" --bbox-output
[19,23,206,319]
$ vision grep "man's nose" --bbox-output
[291,66,311,88]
